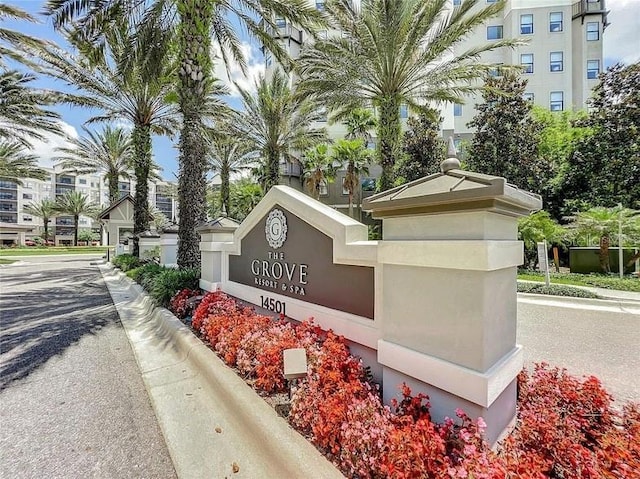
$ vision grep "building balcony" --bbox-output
[572,0,610,27]
[0,181,18,190]
[261,20,303,44]
[0,193,17,200]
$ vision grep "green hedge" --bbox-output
[517,282,600,298]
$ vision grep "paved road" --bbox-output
[0,256,176,479]
[518,297,640,405]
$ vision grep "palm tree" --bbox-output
[344,108,376,144]
[38,18,178,251]
[331,138,372,218]
[46,0,324,269]
[208,130,256,216]
[234,69,327,194]
[296,0,521,191]
[0,142,47,184]
[567,206,640,273]
[53,191,101,247]
[54,126,133,204]
[301,143,336,200]
[23,198,57,242]
[0,3,49,66]
[0,70,64,148]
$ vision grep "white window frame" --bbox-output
[587,22,599,41]
[550,91,564,111]
[487,25,503,40]
[550,51,563,72]
[520,14,533,35]
[587,60,600,79]
[521,54,534,73]
[549,12,563,32]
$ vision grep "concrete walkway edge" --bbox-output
[99,265,344,479]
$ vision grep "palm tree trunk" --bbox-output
[599,235,611,273]
[43,218,49,243]
[377,97,401,192]
[221,164,230,215]
[347,161,355,218]
[132,123,152,257]
[264,145,280,193]
[74,214,79,246]
[107,169,120,204]
[177,0,212,269]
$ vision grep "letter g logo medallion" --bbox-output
[265,209,287,249]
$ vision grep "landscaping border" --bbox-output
[99,264,344,479]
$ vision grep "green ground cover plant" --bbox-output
[111,253,142,272]
[519,271,640,292]
[517,282,600,299]
[0,246,108,256]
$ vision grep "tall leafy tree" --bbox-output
[532,107,591,221]
[566,206,640,273]
[465,72,548,194]
[301,143,336,200]
[208,129,256,216]
[234,70,327,193]
[54,126,133,204]
[23,198,57,242]
[296,0,520,191]
[53,191,101,246]
[46,0,324,269]
[331,138,372,218]
[0,142,47,184]
[561,63,640,212]
[395,109,446,185]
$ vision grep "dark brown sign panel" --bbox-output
[229,205,375,319]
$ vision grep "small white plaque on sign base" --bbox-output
[283,348,308,380]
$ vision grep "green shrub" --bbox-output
[518,270,640,293]
[131,262,166,291]
[112,253,142,272]
[517,282,600,298]
[150,268,200,307]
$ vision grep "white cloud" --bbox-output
[26,121,79,169]
[212,42,265,96]
[603,0,640,66]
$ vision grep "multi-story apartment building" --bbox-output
[449,0,608,145]
[262,0,608,208]
[0,166,178,246]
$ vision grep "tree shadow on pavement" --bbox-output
[0,269,118,390]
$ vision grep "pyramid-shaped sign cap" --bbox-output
[363,157,542,219]
[196,216,241,233]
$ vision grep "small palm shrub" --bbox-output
[112,253,142,272]
[150,268,200,307]
[131,262,166,291]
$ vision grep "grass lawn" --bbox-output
[518,271,640,293]
[0,246,109,257]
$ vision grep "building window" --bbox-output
[400,104,409,119]
[550,51,563,72]
[487,25,503,40]
[265,53,272,67]
[25,182,33,189]
[520,14,533,34]
[453,0,461,5]
[486,0,498,3]
[453,103,463,116]
[488,65,502,77]
[550,12,563,32]
[521,54,534,73]
[22,193,33,200]
[341,177,350,195]
[361,178,376,192]
[587,60,600,79]
[78,178,87,184]
[23,215,33,222]
[366,140,376,150]
[523,92,535,102]
[587,22,599,41]
[315,0,325,11]
[275,17,286,28]
[550,91,564,111]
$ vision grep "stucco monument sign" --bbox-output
[228,206,374,319]
[199,143,542,443]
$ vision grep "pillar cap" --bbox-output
[196,216,241,233]
[363,168,542,219]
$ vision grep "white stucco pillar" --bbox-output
[198,217,240,291]
[138,231,161,259]
[159,224,179,267]
[364,144,542,444]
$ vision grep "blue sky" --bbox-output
[4,0,640,181]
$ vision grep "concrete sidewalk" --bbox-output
[99,265,343,479]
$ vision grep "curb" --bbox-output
[518,292,640,314]
[99,265,344,479]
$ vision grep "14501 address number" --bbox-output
[260,295,286,315]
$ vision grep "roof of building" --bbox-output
[98,195,134,220]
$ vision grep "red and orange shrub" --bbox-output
[170,289,640,479]
[168,288,202,319]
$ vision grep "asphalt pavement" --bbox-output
[0,255,176,479]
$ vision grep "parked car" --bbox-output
[24,240,36,246]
